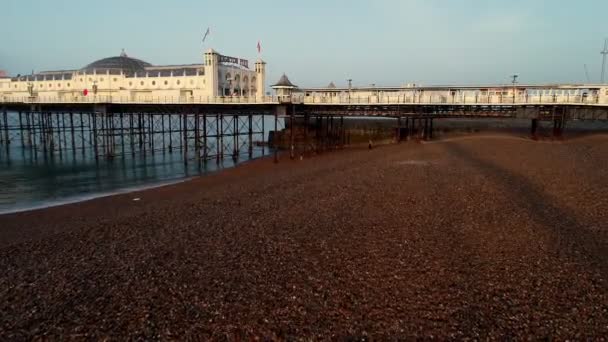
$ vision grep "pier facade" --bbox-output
[0,49,266,103]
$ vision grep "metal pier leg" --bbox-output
[2,107,8,151]
[203,113,208,162]
[531,118,538,140]
[183,113,188,165]
[69,112,75,155]
[161,114,166,154]
[167,114,172,153]
[120,113,125,157]
[195,112,200,162]
[61,113,68,156]
[216,114,221,164]
[261,114,265,156]
[274,112,278,163]
[129,114,135,156]
[340,116,345,148]
[304,113,309,153]
[219,114,224,160]
[233,114,238,160]
[248,114,253,158]
[149,113,154,152]
[429,118,434,140]
[18,111,24,147]
[396,116,401,142]
[290,107,295,159]
[92,113,98,161]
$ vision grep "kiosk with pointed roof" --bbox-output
[271,73,297,102]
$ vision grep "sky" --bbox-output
[1,0,607,87]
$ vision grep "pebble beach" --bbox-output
[1,134,607,339]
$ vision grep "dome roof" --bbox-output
[82,55,152,74]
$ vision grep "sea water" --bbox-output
[0,111,281,214]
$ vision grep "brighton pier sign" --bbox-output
[219,54,249,69]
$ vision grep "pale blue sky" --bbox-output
[1,0,607,87]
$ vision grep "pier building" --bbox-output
[0,49,266,102]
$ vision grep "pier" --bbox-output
[2,82,608,163]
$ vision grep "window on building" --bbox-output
[49,84,52,88]
[152,81,156,86]
[140,81,144,86]
[129,82,132,86]
[164,80,168,85]
[67,83,71,87]
[177,80,181,85]
[89,78,92,82]
[100,78,104,82]
[113,78,117,82]
[57,83,61,88]
[190,80,194,84]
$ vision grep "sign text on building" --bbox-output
[219,55,249,69]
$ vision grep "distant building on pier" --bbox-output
[0,49,266,102]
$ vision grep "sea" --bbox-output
[0,111,282,214]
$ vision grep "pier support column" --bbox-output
[274,112,278,163]
[183,113,188,165]
[531,118,538,140]
[248,114,253,158]
[340,116,345,148]
[233,114,238,161]
[396,117,402,142]
[2,106,8,150]
[304,114,309,153]
[203,113,208,161]
[290,105,295,159]
[553,118,564,138]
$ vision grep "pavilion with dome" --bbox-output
[0,48,266,102]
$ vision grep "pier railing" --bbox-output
[294,94,608,106]
[1,94,607,106]
[0,95,279,105]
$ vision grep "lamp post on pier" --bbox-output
[347,78,352,102]
[511,74,518,103]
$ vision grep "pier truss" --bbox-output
[2,102,608,163]
[0,104,270,165]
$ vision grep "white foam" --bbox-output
[0,177,195,216]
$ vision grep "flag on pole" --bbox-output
[257,40,261,54]
[202,27,210,43]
